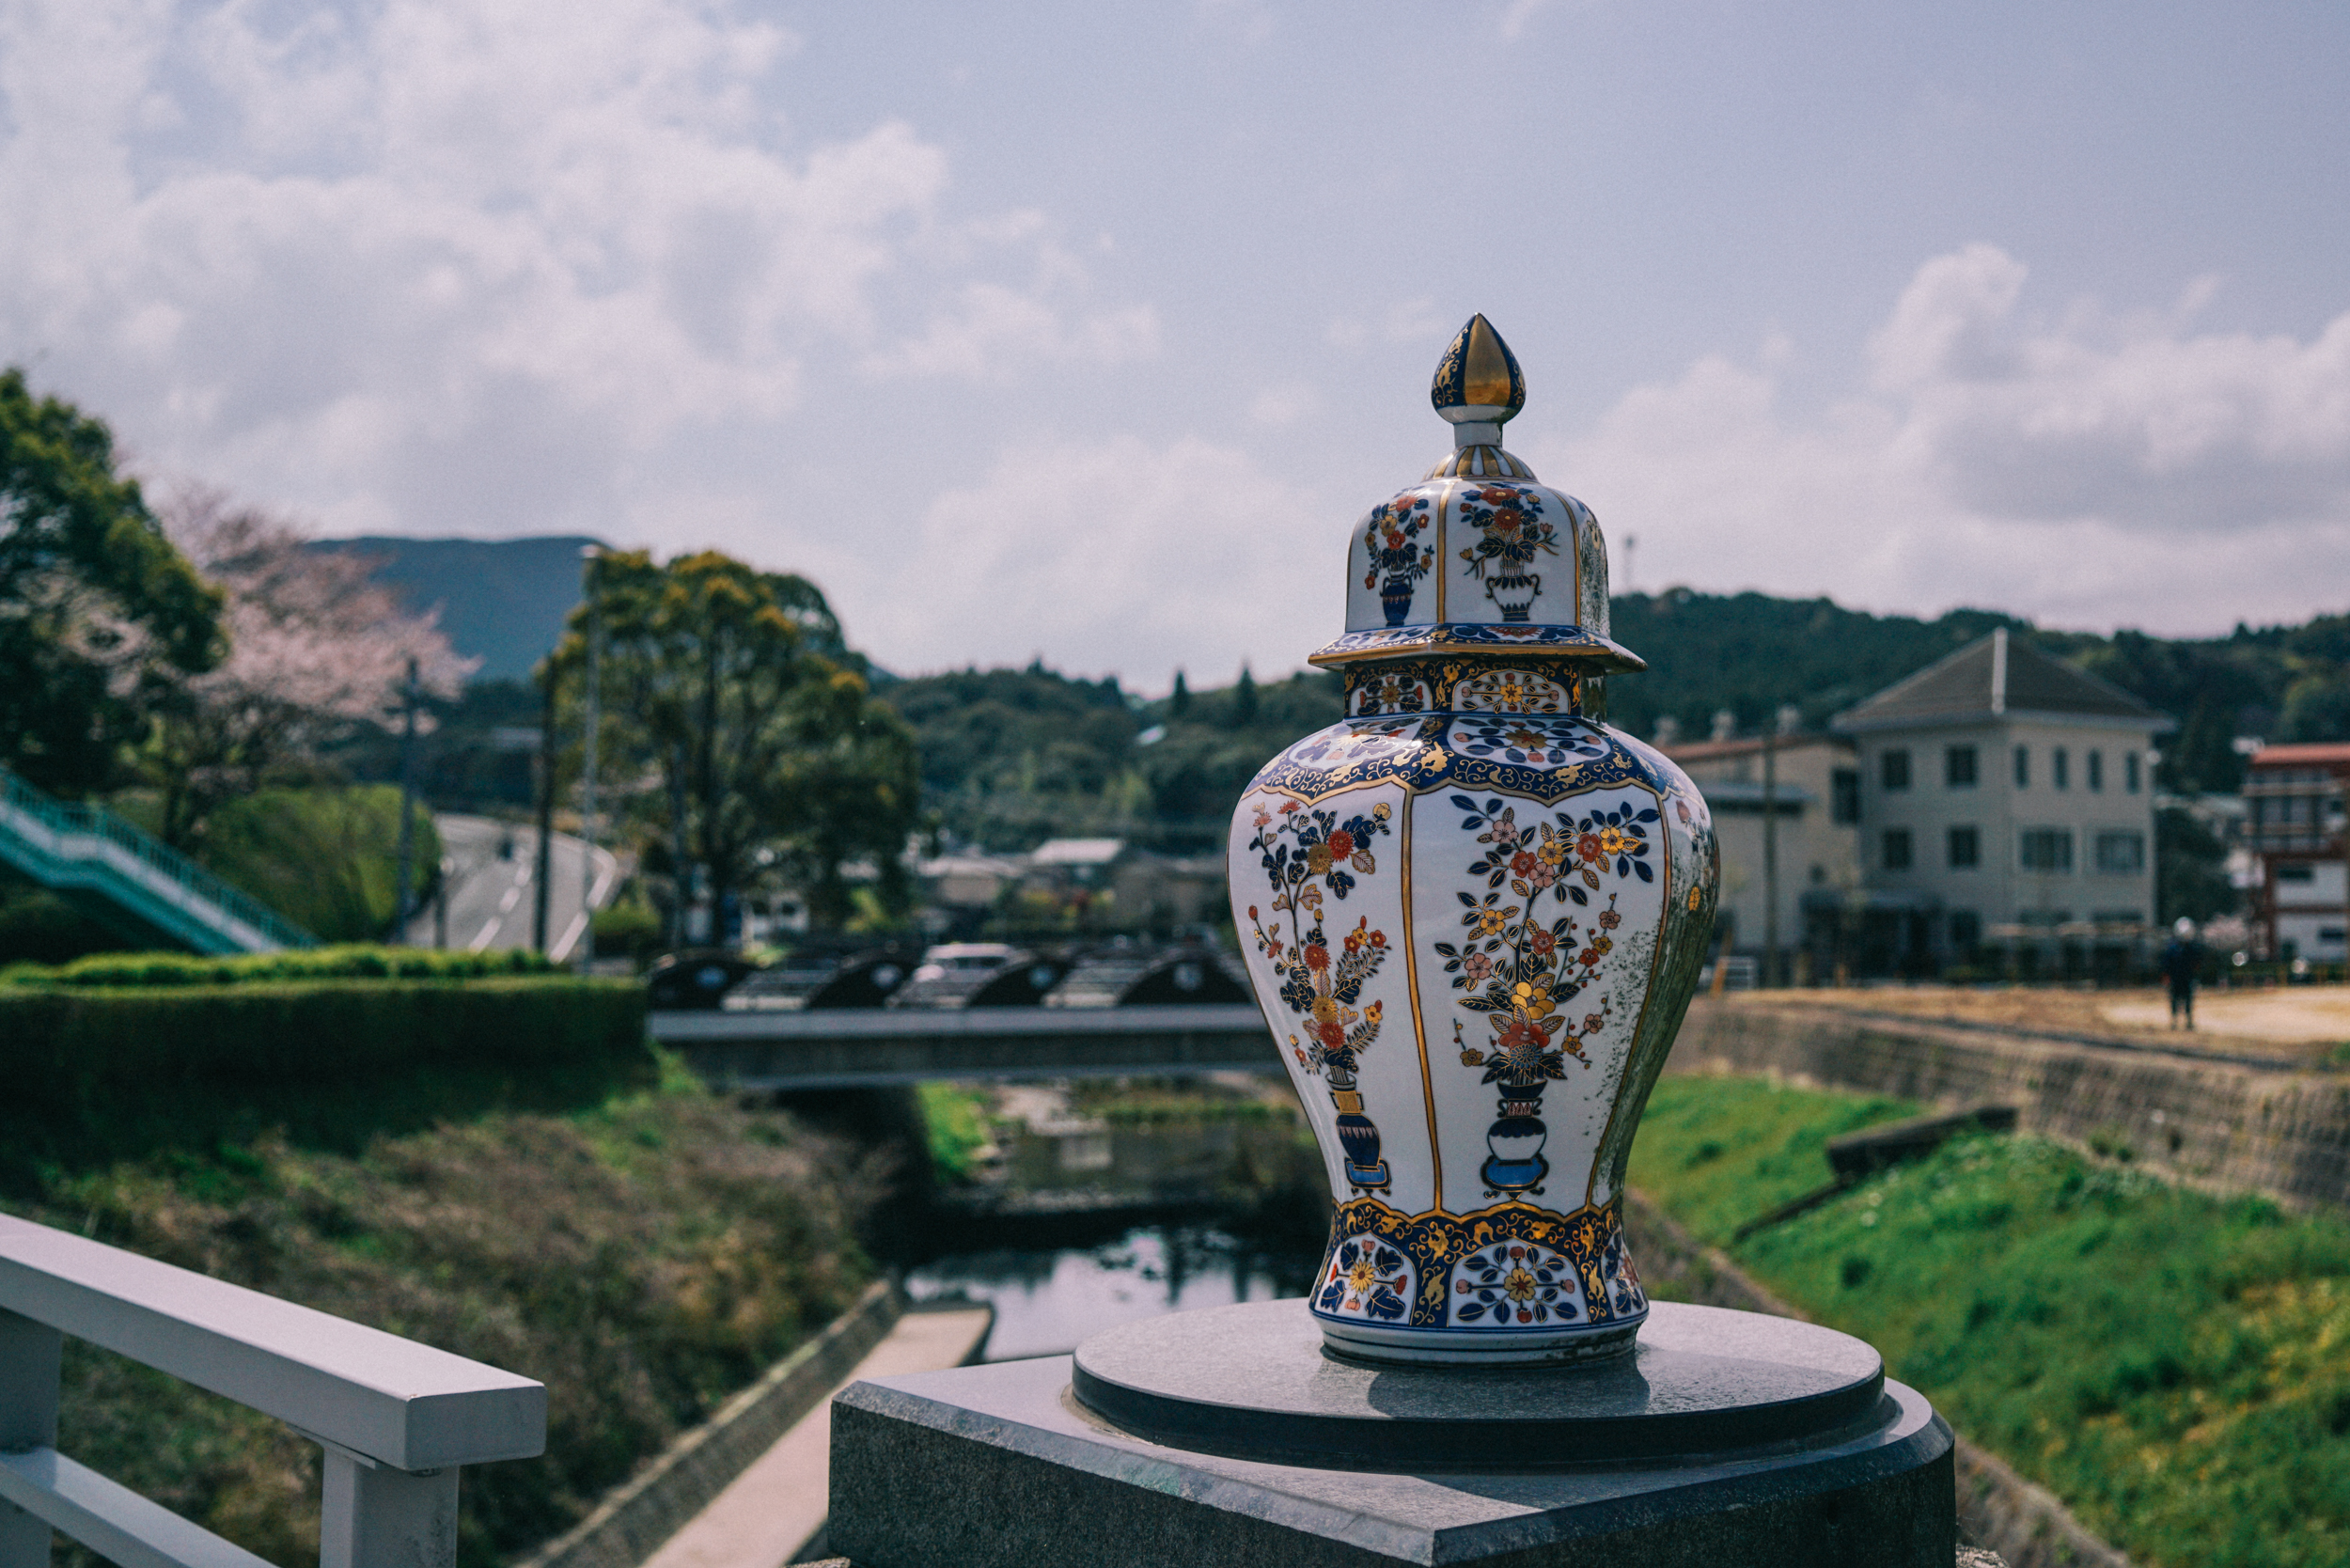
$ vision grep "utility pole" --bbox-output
[579,546,602,966]
[533,666,556,953]
[1762,721,1778,989]
[670,739,691,949]
[392,654,421,942]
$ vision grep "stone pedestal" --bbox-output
[828,1300,1954,1567]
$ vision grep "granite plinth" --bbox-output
[829,1299,1955,1568]
[1073,1299,1883,1470]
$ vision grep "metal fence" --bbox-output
[0,1213,543,1568]
[0,768,315,951]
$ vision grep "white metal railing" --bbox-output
[0,1215,544,1568]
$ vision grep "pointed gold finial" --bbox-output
[1430,314,1526,425]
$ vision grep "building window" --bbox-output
[2279,864,2316,885]
[1832,769,1860,823]
[2088,749,2104,791]
[2053,747,2070,790]
[1948,826,1980,869]
[2013,745,2030,788]
[2020,828,2074,872]
[1945,745,1978,788]
[2125,751,2140,792]
[1881,749,1911,791]
[1950,910,1982,950]
[1882,828,1914,870]
[2093,831,2145,874]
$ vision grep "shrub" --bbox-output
[3,943,554,987]
[0,977,648,1185]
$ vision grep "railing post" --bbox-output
[0,1309,61,1568]
[320,1451,460,1568]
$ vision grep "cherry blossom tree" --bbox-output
[147,489,475,849]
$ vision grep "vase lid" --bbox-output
[1310,316,1643,673]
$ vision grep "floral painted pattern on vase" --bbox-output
[1449,713,1615,770]
[1436,794,1655,1201]
[1243,798,1397,1193]
[1452,1237,1579,1326]
[1317,1234,1414,1322]
[1455,484,1558,622]
[1350,669,1434,717]
[1361,494,1435,627]
[1454,667,1571,714]
[1234,316,1717,1365]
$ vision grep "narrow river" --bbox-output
[890,1076,1328,1360]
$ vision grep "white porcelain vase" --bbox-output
[1228,317,1719,1367]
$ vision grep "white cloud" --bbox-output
[878,435,1333,684]
[0,0,1150,537]
[1325,297,1452,353]
[1537,244,2350,635]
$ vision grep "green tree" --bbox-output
[553,551,917,934]
[0,369,221,793]
[2155,806,2237,926]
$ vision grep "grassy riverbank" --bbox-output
[16,1058,877,1568]
[1629,1074,2350,1568]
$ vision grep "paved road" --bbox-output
[406,814,618,960]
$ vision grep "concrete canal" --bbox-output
[878,1073,1330,1360]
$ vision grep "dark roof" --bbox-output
[1832,631,2169,732]
[2249,743,2350,772]
[1660,734,1853,764]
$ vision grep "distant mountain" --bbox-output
[309,535,602,683]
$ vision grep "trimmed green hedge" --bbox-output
[4,944,556,987]
[0,977,650,1185]
[2,945,550,982]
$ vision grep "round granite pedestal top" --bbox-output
[1071,1298,1887,1472]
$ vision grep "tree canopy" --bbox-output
[550,551,918,932]
[0,368,222,793]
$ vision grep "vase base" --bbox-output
[1070,1297,1890,1474]
[1320,1315,1638,1368]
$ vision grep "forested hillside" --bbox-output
[883,592,2350,854]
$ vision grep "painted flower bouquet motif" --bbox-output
[1244,797,1397,1191]
[1433,793,1659,1198]
[1454,484,1559,622]
[1361,494,1434,626]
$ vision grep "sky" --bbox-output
[4,1,2348,691]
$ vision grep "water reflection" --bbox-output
[908,1224,1318,1361]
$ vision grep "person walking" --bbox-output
[2159,917,2203,1029]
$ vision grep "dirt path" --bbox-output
[1778,982,2350,1063]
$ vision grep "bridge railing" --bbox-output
[0,768,316,951]
[0,1213,544,1568]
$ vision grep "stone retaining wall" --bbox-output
[1669,997,2350,1209]
[515,1278,901,1568]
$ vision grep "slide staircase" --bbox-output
[0,768,314,954]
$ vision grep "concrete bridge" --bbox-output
[650,1004,1285,1090]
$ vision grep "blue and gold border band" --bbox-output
[1309,623,1648,672]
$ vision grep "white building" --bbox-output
[1830,629,2170,974]
[1661,732,1861,979]
[2246,742,2350,963]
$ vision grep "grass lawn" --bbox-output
[1629,1073,2350,1568]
